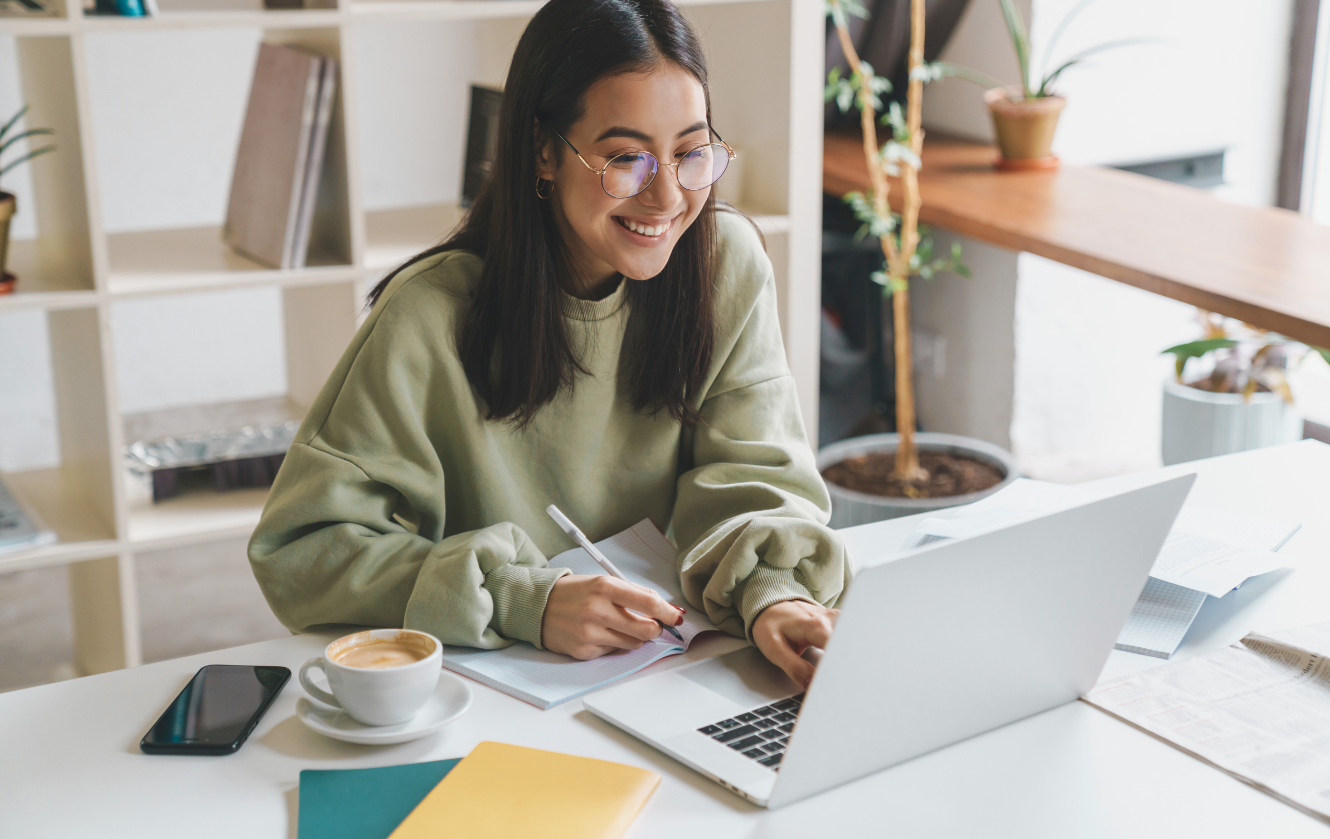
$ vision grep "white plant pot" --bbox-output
[1160,378,1302,466]
[817,432,1020,529]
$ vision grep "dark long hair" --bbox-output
[367,0,717,427]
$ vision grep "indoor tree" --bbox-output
[824,0,967,489]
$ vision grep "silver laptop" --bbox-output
[584,474,1194,808]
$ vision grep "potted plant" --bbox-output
[1160,311,1330,465]
[0,104,57,295]
[819,0,1020,527]
[931,0,1145,169]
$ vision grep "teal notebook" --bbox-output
[297,759,461,839]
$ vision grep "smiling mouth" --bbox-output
[615,216,673,238]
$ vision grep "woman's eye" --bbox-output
[610,153,649,169]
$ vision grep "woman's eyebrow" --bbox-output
[593,121,710,143]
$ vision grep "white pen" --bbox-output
[546,504,684,642]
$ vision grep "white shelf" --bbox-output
[0,0,823,677]
[127,486,269,551]
[350,0,548,22]
[0,239,96,312]
[80,9,343,30]
[106,225,361,297]
[0,467,119,573]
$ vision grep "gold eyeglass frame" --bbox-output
[550,126,737,198]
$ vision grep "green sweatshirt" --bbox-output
[248,211,851,651]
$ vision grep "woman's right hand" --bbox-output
[541,575,685,659]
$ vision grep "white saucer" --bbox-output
[296,671,473,745]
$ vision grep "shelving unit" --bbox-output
[0,0,823,675]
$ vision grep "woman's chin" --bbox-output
[614,259,671,282]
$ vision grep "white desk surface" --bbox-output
[3,441,1328,838]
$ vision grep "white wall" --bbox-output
[915,0,1297,482]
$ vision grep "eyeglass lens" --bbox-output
[601,144,731,199]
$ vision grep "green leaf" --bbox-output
[1161,338,1238,358]
[997,0,1031,97]
[0,104,29,146]
[1038,38,1154,96]
[1161,337,1237,380]
[870,270,888,286]
[1314,346,1330,366]
[0,144,55,179]
[1040,0,1098,83]
[0,127,54,158]
[889,276,909,293]
[924,61,1009,91]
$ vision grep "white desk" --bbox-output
[3,441,1328,838]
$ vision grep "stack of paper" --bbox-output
[1086,621,1330,824]
[439,519,717,709]
[898,480,1300,658]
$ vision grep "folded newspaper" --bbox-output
[898,480,1300,658]
[1085,621,1330,824]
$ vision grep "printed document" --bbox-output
[1085,621,1330,824]
[899,480,1300,657]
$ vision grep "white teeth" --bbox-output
[620,218,668,237]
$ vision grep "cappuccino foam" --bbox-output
[334,640,430,669]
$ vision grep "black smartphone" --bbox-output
[140,664,291,756]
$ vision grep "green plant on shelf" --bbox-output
[1163,311,1330,403]
[0,104,55,192]
[917,0,1149,101]
[0,103,56,290]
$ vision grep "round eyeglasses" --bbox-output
[551,127,736,199]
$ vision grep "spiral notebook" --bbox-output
[439,519,718,709]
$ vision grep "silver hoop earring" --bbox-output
[535,177,553,199]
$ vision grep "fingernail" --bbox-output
[675,613,685,626]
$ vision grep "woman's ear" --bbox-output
[533,120,557,180]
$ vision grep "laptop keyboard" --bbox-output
[696,694,803,770]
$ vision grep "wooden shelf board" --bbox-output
[0,16,73,35]
[106,225,361,297]
[126,485,268,550]
[0,238,97,312]
[80,9,342,30]
[824,131,1330,349]
[350,0,547,22]
[0,466,119,573]
[365,203,464,273]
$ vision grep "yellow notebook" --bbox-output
[388,741,661,839]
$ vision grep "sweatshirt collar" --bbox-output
[560,275,628,321]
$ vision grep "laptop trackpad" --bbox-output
[678,647,801,707]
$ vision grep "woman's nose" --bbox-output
[638,162,683,209]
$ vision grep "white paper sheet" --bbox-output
[439,519,718,709]
[1085,621,1330,824]
[896,480,1301,658]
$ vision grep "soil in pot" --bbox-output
[821,451,1004,499]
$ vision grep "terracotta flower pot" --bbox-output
[984,88,1065,171]
[0,191,14,294]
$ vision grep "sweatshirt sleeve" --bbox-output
[248,443,567,649]
[247,258,568,650]
[670,223,853,641]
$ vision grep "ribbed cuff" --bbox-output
[736,564,816,642]
[482,564,570,649]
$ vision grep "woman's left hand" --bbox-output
[751,600,839,690]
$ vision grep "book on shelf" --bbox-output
[0,476,56,558]
[224,42,338,270]
[0,0,53,17]
[461,85,503,209]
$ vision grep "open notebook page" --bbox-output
[439,519,718,709]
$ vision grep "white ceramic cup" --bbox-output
[299,629,442,726]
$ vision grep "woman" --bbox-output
[248,0,851,690]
